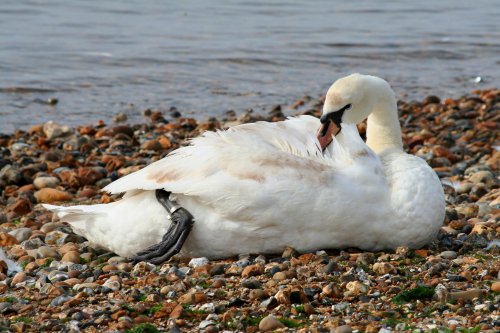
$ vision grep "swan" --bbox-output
[44,74,445,263]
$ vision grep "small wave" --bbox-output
[338,50,467,61]
[0,87,58,94]
[84,52,113,57]
[322,42,401,49]
[210,58,280,66]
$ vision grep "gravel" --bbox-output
[0,89,499,332]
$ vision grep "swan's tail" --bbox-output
[42,191,170,258]
[42,204,108,240]
[43,204,106,220]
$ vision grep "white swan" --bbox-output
[44,74,445,261]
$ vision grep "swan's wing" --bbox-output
[103,115,326,195]
[103,118,381,227]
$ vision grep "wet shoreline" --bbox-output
[1,78,497,135]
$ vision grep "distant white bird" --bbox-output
[45,74,445,263]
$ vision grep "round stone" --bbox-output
[33,176,60,189]
[439,251,458,260]
[333,325,353,333]
[258,315,285,331]
[272,271,287,281]
[36,246,60,259]
[34,188,72,203]
[103,279,121,291]
[11,271,27,286]
[61,251,80,264]
[8,228,32,243]
[189,257,210,268]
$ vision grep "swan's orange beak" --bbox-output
[317,120,340,151]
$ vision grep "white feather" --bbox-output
[0,247,22,274]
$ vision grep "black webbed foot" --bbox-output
[133,189,194,265]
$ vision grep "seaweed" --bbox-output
[392,286,434,304]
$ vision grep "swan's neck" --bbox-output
[366,95,403,154]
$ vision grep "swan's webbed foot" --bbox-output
[133,189,194,265]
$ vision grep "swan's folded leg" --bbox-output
[133,189,194,264]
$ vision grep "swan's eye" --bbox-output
[345,104,352,110]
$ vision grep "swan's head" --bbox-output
[317,73,392,151]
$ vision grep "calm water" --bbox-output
[1,0,499,133]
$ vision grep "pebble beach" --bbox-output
[0,89,499,332]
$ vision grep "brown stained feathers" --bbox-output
[148,168,182,184]
[229,171,266,183]
[325,92,342,109]
[353,149,370,159]
[146,149,371,186]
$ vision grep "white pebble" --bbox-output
[189,257,210,268]
[474,304,486,311]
